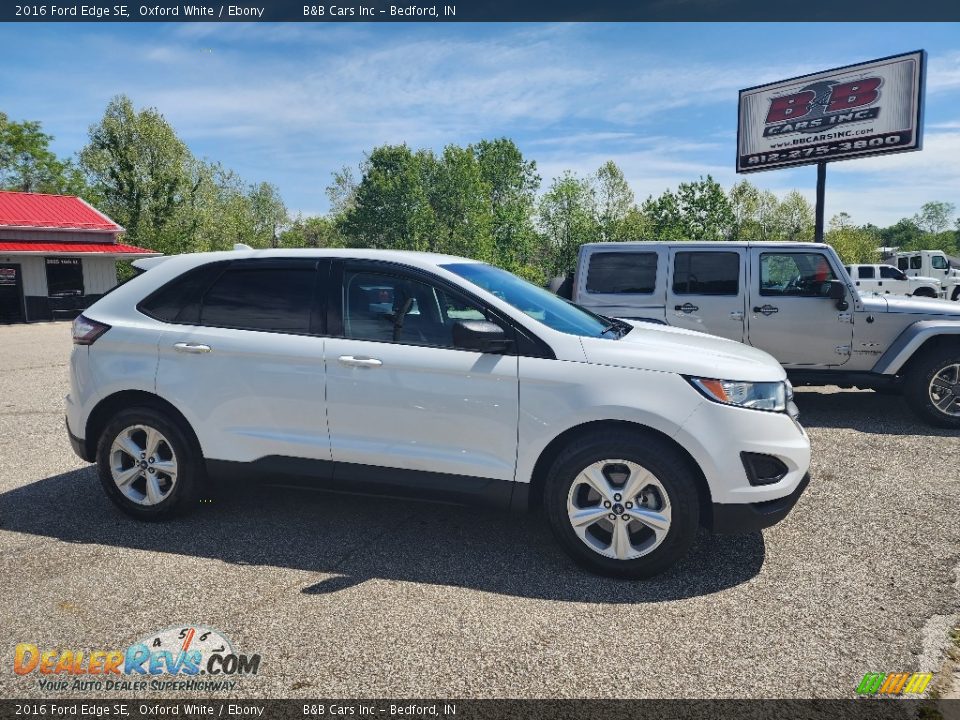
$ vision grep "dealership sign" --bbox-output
[737,51,925,172]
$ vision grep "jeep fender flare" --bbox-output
[871,320,960,375]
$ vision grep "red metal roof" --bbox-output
[0,191,122,232]
[0,241,158,255]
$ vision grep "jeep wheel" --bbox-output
[903,348,960,428]
[96,406,204,519]
[543,430,699,579]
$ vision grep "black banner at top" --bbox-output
[3,0,960,22]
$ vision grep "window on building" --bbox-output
[586,252,657,294]
[672,252,740,295]
[45,258,84,297]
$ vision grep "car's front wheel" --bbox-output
[903,347,960,428]
[543,430,700,579]
[96,406,203,519]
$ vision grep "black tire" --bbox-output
[952,287,960,302]
[903,347,960,429]
[912,288,937,299]
[543,430,700,579]
[96,406,204,520]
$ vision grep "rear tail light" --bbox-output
[72,315,111,345]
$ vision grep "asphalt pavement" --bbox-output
[0,321,957,699]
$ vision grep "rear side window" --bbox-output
[910,256,922,270]
[586,252,657,294]
[672,251,740,296]
[897,257,909,271]
[200,261,319,333]
[138,262,229,324]
[858,266,875,279]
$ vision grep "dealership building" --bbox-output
[0,191,159,323]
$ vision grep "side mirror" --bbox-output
[452,320,513,354]
[824,279,848,310]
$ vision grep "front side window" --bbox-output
[45,257,84,297]
[443,262,610,338]
[880,266,905,280]
[858,266,876,279]
[586,252,657,294]
[343,270,497,348]
[200,262,317,333]
[759,252,837,297]
[672,251,740,296]
[932,255,949,270]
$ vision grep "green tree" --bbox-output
[594,160,635,241]
[880,217,924,250]
[427,144,494,260]
[643,175,733,241]
[281,215,344,248]
[772,191,814,241]
[538,172,598,276]
[80,96,193,252]
[0,113,87,195]
[826,215,880,264]
[914,201,955,235]
[339,144,437,251]
[473,138,540,274]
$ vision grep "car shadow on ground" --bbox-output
[793,388,956,437]
[0,466,765,604]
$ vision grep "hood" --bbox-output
[863,294,960,319]
[579,323,786,382]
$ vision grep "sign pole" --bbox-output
[814,161,827,243]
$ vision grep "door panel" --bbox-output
[325,264,519,481]
[665,249,746,342]
[153,258,330,463]
[747,249,852,367]
[0,264,24,323]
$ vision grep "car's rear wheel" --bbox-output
[912,287,937,298]
[96,406,203,519]
[543,430,700,579]
[903,348,960,428]
[952,287,960,302]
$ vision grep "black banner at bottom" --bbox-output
[1,700,959,720]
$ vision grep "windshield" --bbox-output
[442,262,612,337]
[932,255,949,270]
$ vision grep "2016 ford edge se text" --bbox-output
[65,249,811,578]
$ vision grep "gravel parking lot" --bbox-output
[0,321,958,699]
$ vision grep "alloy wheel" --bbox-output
[928,363,960,417]
[109,424,178,506]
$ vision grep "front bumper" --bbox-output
[711,472,810,534]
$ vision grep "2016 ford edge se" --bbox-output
[66,249,811,578]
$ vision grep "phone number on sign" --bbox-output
[741,131,911,169]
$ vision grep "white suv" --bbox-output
[66,249,810,578]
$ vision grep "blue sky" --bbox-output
[2,22,959,226]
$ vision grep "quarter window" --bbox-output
[672,252,740,296]
[199,261,318,333]
[759,252,837,297]
[586,252,657,294]
[858,266,875,279]
[343,270,498,349]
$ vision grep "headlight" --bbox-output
[688,377,787,412]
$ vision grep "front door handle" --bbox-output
[729,311,744,321]
[173,342,212,354]
[338,355,383,368]
[674,303,699,313]
[752,305,779,317]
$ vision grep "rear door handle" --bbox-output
[173,342,211,354]
[752,305,779,317]
[338,355,383,368]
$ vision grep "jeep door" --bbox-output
[325,261,519,486]
[665,248,746,342]
[746,249,853,366]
